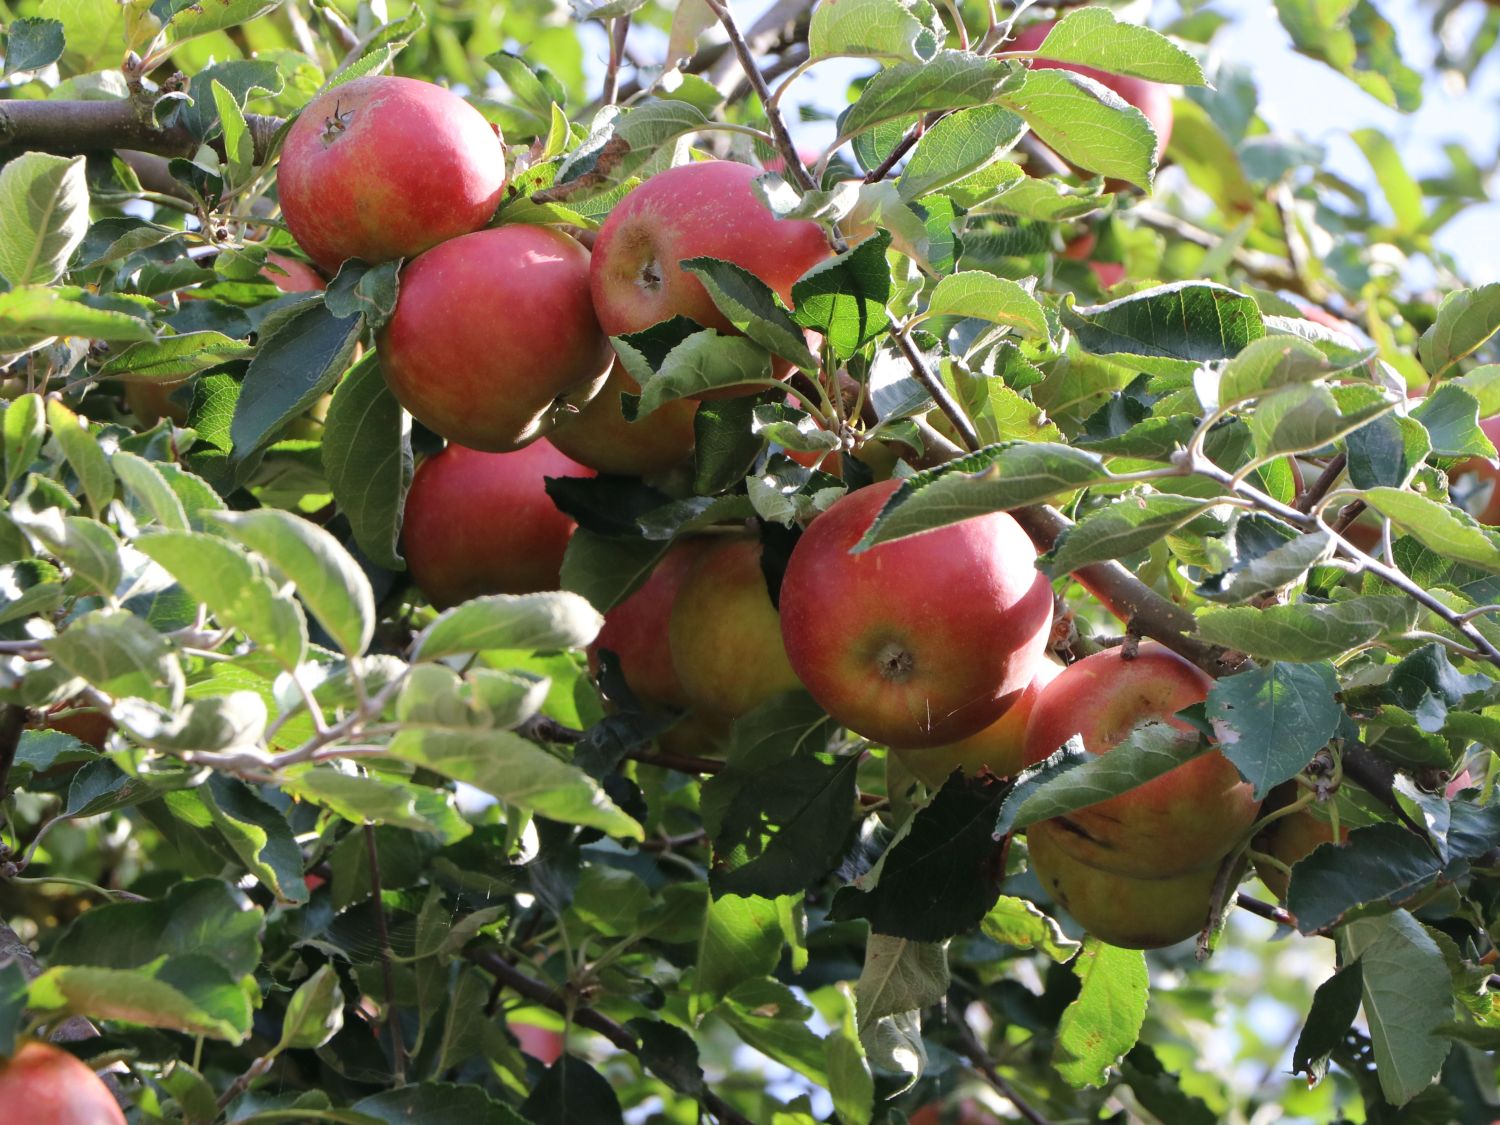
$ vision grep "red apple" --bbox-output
[401,440,594,609]
[31,703,113,750]
[590,160,833,341]
[1009,21,1174,167]
[669,536,801,720]
[1028,818,1219,950]
[277,76,507,273]
[379,225,614,452]
[548,360,698,477]
[591,538,712,709]
[1061,232,1126,288]
[0,1040,125,1125]
[511,1021,564,1065]
[894,659,1063,787]
[1452,416,1500,525]
[1022,643,1260,878]
[779,480,1054,749]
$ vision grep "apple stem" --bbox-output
[601,15,631,106]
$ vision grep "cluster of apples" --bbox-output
[269,66,1270,950]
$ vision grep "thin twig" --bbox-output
[1234,892,1297,929]
[893,325,981,450]
[602,15,631,106]
[365,824,407,1084]
[1296,453,1346,514]
[951,1015,1054,1125]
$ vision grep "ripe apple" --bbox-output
[401,440,594,609]
[779,480,1053,749]
[511,1021,564,1065]
[669,536,801,720]
[1061,232,1126,288]
[1022,643,1260,878]
[1027,818,1220,950]
[590,160,832,341]
[591,538,712,710]
[1009,21,1174,168]
[1253,808,1348,901]
[548,360,698,478]
[379,224,614,452]
[277,75,507,273]
[893,659,1062,787]
[126,251,325,426]
[0,1040,125,1125]
[1451,415,1500,525]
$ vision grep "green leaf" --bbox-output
[44,609,184,708]
[1028,8,1206,83]
[0,285,155,349]
[1045,494,1215,575]
[29,958,252,1042]
[1292,961,1364,1085]
[162,0,285,46]
[3,18,65,73]
[1194,595,1418,662]
[282,768,468,841]
[790,231,893,358]
[1363,487,1500,573]
[112,450,189,531]
[1063,283,1265,365]
[854,935,948,1029]
[1340,911,1452,1106]
[1246,383,1394,462]
[1052,939,1148,1088]
[0,152,89,288]
[679,257,818,370]
[560,529,669,612]
[37,0,121,72]
[925,271,1047,336]
[1344,411,1430,490]
[1410,384,1496,458]
[99,331,253,382]
[211,79,254,187]
[137,530,308,670]
[324,260,401,329]
[12,506,123,596]
[210,508,375,658]
[0,560,64,626]
[3,393,45,493]
[1207,662,1341,799]
[1001,69,1158,188]
[44,400,114,517]
[277,964,344,1052]
[321,352,411,571]
[1417,283,1500,377]
[231,300,360,460]
[383,728,642,839]
[692,892,792,1018]
[898,104,1027,201]
[1273,0,1421,111]
[194,775,308,904]
[980,895,1082,961]
[838,51,1017,141]
[623,330,777,414]
[1287,823,1444,932]
[356,1083,529,1125]
[1352,129,1424,235]
[715,978,829,1087]
[808,0,940,62]
[415,592,603,660]
[1217,335,1337,404]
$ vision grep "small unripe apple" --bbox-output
[402,440,593,609]
[669,536,801,720]
[379,225,614,452]
[0,1040,125,1124]
[590,160,832,340]
[1027,819,1220,950]
[779,480,1053,749]
[1022,643,1260,878]
[894,659,1062,787]
[1253,808,1348,901]
[277,76,507,273]
[548,361,698,478]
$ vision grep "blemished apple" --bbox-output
[0,1040,125,1125]
[548,360,698,478]
[591,538,712,710]
[1027,818,1221,950]
[277,75,507,273]
[1022,643,1260,878]
[1009,21,1174,169]
[1253,808,1348,901]
[402,440,593,609]
[779,479,1054,749]
[669,536,802,720]
[379,224,614,452]
[590,160,832,340]
[126,251,325,426]
[893,659,1062,787]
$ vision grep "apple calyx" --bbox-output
[875,640,916,683]
[320,104,353,145]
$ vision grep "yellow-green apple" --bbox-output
[277,76,507,273]
[1253,808,1348,901]
[778,479,1053,748]
[127,251,325,426]
[1022,643,1260,877]
[669,536,801,719]
[1009,21,1174,169]
[0,1040,125,1125]
[402,440,593,609]
[379,224,614,452]
[1452,415,1500,525]
[548,361,698,477]
[893,659,1063,787]
[1028,819,1221,949]
[589,160,832,395]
